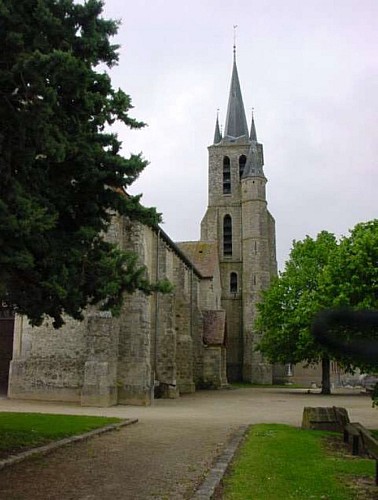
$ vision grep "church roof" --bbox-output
[223,55,249,140]
[176,241,218,278]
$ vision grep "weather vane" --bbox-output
[233,25,238,57]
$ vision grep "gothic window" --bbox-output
[223,156,231,194]
[223,215,232,256]
[230,272,238,293]
[239,155,247,178]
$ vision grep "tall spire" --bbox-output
[224,44,249,140]
[213,110,222,144]
[249,109,257,141]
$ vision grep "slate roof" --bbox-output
[242,142,265,178]
[223,57,249,140]
[249,112,257,141]
[213,115,222,144]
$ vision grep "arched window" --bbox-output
[239,155,247,178]
[223,156,231,194]
[223,215,232,256]
[230,272,238,293]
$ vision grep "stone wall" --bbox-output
[81,314,120,407]
[201,142,250,383]
[201,138,277,384]
[173,258,195,394]
[8,212,228,406]
[241,176,273,384]
[116,292,153,405]
[154,237,178,399]
[9,314,88,403]
[206,143,250,209]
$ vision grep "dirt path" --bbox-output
[0,388,376,499]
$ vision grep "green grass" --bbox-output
[222,424,375,499]
[0,412,122,458]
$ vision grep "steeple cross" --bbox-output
[233,25,238,58]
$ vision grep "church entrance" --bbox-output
[0,305,15,394]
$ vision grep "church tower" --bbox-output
[201,48,277,383]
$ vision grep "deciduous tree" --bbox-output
[256,221,378,394]
[256,231,338,394]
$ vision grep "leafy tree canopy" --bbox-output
[0,0,163,327]
[319,220,378,372]
[323,220,378,312]
[256,231,338,367]
[256,221,378,382]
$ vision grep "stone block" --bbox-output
[302,406,350,432]
[203,310,226,346]
[117,385,153,406]
[8,359,82,402]
[81,361,117,407]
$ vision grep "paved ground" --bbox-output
[0,387,376,499]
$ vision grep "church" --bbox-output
[5,51,278,406]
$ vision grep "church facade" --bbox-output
[6,53,277,406]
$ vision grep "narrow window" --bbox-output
[223,215,232,256]
[223,156,231,194]
[239,155,247,178]
[230,272,238,293]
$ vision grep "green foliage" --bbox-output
[320,221,378,374]
[0,412,121,457]
[256,231,337,366]
[323,220,378,311]
[0,0,163,327]
[256,221,378,377]
[222,424,375,499]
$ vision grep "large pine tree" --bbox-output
[0,0,161,327]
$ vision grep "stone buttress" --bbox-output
[8,213,227,405]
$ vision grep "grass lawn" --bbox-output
[0,412,122,459]
[222,424,376,499]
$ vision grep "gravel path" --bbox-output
[0,388,376,499]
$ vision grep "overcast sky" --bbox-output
[100,0,377,269]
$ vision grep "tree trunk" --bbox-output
[321,355,331,395]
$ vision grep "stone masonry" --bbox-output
[7,50,275,405]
